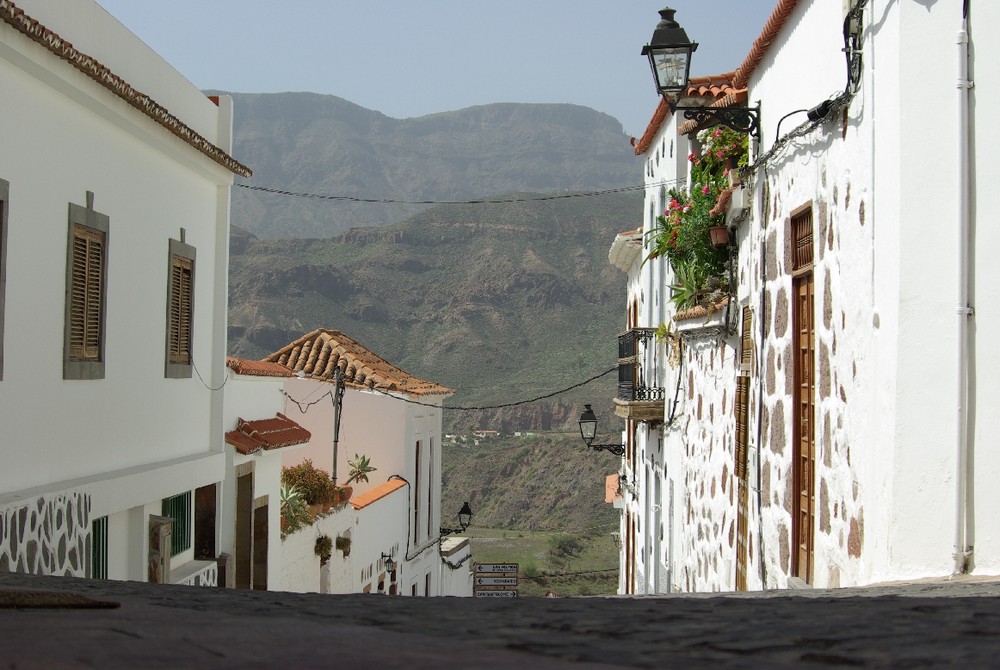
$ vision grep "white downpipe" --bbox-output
[953,16,972,575]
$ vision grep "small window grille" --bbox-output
[162,492,192,557]
[91,516,108,579]
[792,207,814,272]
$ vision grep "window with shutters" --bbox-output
[0,178,8,380]
[165,237,195,378]
[162,491,193,557]
[63,194,109,380]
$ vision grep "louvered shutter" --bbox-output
[70,225,104,361]
[169,255,193,364]
[734,375,750,480]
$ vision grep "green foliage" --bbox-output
[645,125,745,312]
[346,453,376,485]
[315,535,333,561]
[279,484,310,537]
[281,459,337,505]
[548,534,585,564]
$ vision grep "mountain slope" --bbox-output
[218,92,640,238]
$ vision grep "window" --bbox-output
[165,235,195,378]
[162,491,192,557]
[91,516,109,579]
[63,193,109,380]
[791,205,814,273]
[413,440,421,545]
[0,178,8,380]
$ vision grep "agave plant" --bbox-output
[346,453,376,485]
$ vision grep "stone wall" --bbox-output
[0,492,91,577]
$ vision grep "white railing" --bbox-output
[172,559,218,587]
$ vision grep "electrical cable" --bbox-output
[234,180,681,206]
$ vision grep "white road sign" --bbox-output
[474,589,518,598]
[474,563,518,574]
[476,576,518,586]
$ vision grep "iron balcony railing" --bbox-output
[617,328,665,403]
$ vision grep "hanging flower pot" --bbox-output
[709,225,729,247]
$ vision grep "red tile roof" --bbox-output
[264,328,453,397]
[350,479,407,510]
[733,0,801,90]
[633,74,738,155]
[225,413,311,455]
[227,357,293,378]
[0,0,251,178]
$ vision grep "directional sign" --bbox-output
[474,563,518,574]
[474,589,518,598]
[476,576,518,587]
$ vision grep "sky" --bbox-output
[95,1,774,139]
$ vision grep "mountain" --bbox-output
[218,92,640,239]
[228,190,635,432]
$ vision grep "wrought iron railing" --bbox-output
[617,328,665,403]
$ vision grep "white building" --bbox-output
[616,0,1000,593]
[264,328,472,596]
[0,0,250,583]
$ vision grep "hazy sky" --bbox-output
[95,1,773,138]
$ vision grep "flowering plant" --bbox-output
[645,127,740,311]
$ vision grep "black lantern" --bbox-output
[441,502,474,536]
[381,552,397,572]
[641,7,697,100]
[642,7,760,138]
[578,405,625,457]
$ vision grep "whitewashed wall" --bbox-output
[0,0,234,580]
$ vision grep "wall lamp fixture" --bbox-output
[440,501,473,536]
[578,405,626,457]
[381,552,397,573]
[642,7,760,139]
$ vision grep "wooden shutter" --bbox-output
[169,255,193,364]
[734,375,750,480]
[740,306,753,372]
[69,224,104,361]
[792,207,814,272]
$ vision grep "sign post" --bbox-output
[473,562,519,598]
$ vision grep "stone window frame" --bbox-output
[164,233,196,379]
[63,192,109,380]
[0,178,8,381]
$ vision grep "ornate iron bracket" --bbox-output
[590,443,626,457]
[673,103,761,139]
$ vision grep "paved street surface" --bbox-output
[2,572,1000,668]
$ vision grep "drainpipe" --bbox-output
[953,6,973,575]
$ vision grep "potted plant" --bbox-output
[315,534,333,565]
[335,535,351,557]
[708,225,729,247]
[279,484,309,538]
[346,453,376,485]
[281,459,338,516]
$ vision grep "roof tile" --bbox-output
[225,413,311,455]
[264,328,453,397]
[227,357,293,378]
[350,479,407,510]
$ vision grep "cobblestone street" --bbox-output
[3,572,1000,668]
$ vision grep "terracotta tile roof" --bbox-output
[264,328,453,397]
[605,474,622,504]
[633,74,738,155]
[226,357,293,378]
[225,413,311,455]
[733,0,801,90]
[350,479,407,510]
[0,0,251,178]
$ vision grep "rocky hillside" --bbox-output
[218,92,640,238]
[228,191,635,432]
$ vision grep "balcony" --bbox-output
[614,328,665,423]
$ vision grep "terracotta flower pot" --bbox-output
[709,226,729,247]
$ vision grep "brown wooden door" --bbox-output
[252,502,268,591]
[235,474,253,589]
[792,273,816,582]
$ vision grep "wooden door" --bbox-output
[252,501,268,591]
[792,273,815,582]
[235,473,253,589]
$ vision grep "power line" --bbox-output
[234,180,683,205]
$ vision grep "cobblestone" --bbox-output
[2,572,1000,668]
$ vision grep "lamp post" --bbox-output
[578,405,625,457]
[642,7,760,138]
[440,501,474,536]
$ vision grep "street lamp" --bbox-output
[381,552,397,573]
[440,501,474,536]
[578,405,626,457]
[642,7,760,138]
